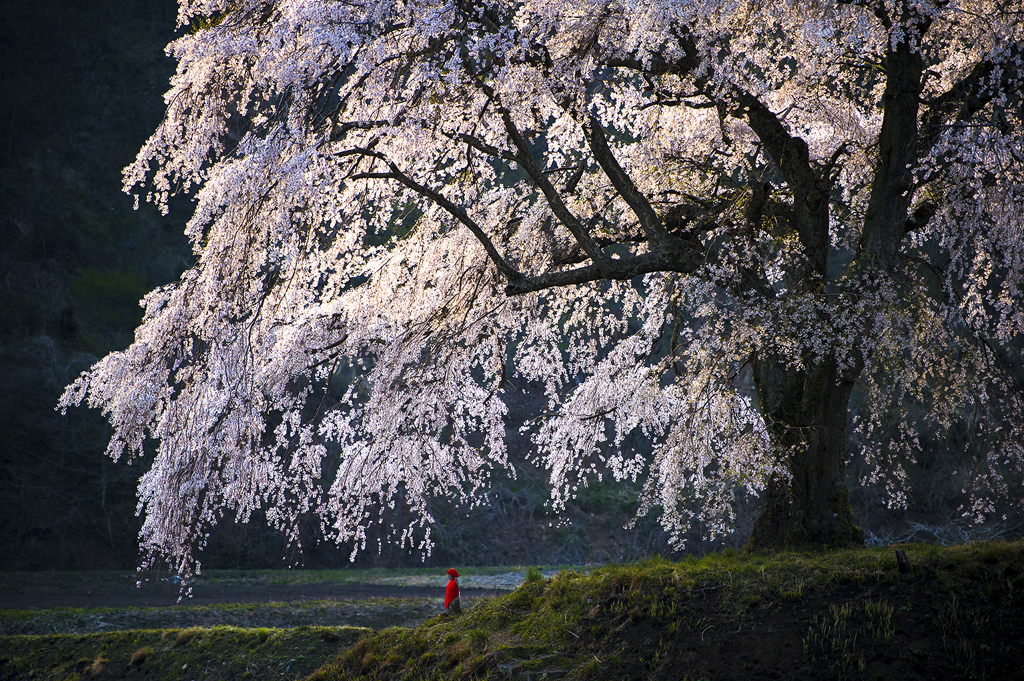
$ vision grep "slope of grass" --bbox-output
[0,625,368,681]
[310,541,1024,680]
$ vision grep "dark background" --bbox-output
[1,0,1016,573]
[1,0,192,570]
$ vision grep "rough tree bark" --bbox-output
[748,353,864,548]
[745,14,929,549]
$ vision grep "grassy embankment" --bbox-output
[314,541,1024,680]
[1,542,1022,680]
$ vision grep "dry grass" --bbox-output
[172,628,196,647]
[130,646,153,665]
[87,655,107,677]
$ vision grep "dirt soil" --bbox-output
[0,583,508,610]
[571,576,1024,680]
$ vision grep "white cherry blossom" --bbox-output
[61,0,1024,575]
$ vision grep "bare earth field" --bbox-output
[0,581,507,611]
[0,567,555,680]
[0,567,558,634]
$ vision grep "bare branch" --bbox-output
[582,115,671,246]
[505,248,702,295]
[859,37,926,267]
[348,148,523,284]
[494,104,612,273]
[444,131,518,164]
[919,45,1023,161]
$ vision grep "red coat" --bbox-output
[445,568,460,609]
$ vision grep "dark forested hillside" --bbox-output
[0,0,191,569]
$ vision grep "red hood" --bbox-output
[447,568,459,578]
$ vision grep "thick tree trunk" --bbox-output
[748,352,864,549]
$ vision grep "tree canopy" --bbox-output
[61,0,1024,575]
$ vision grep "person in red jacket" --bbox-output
[444,568,461,614]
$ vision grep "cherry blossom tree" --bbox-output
[60,0,1024,574]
